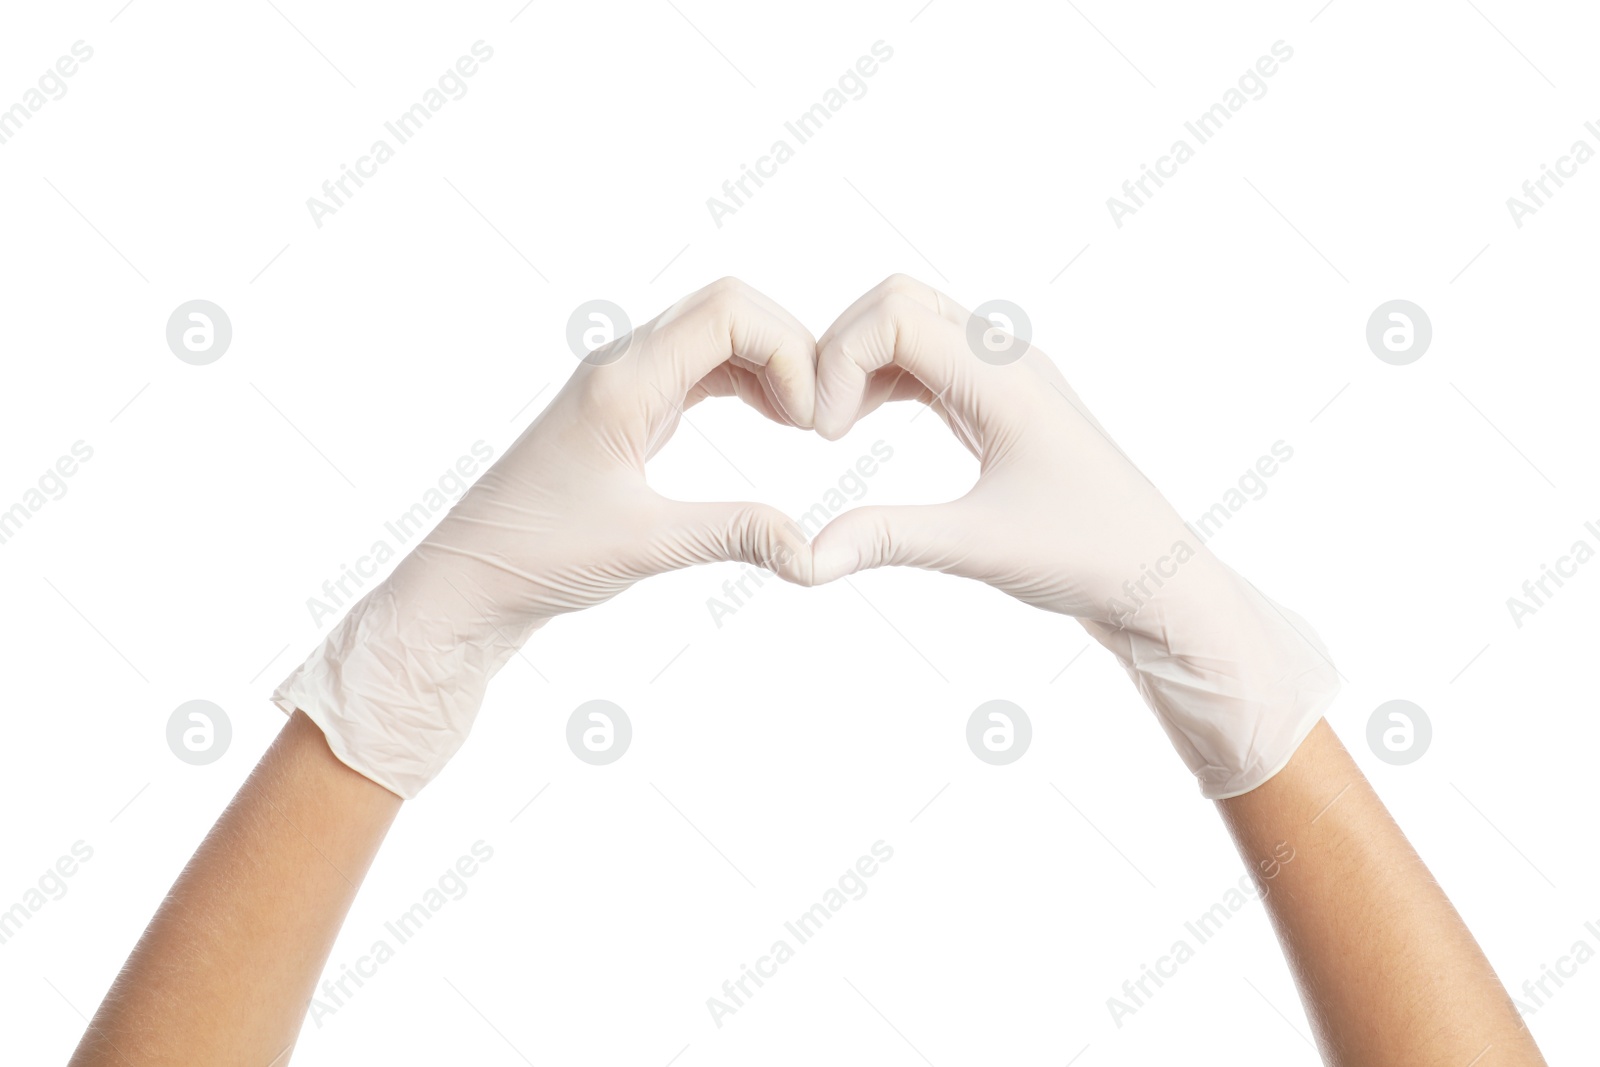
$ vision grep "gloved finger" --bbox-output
[642,278,817,429]
[737,282,821,363]
[655,497,813,586]
[817,273,967,351]
[850,366,943,424]
[685,364,794,425]
[815,275,963,427]
[723,282,823,428]
[813,276,980,442]
[809,501,974,585]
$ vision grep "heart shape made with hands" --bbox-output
[545,271,1338,801]
[580,271,1195,623]
[274,272,1340,802]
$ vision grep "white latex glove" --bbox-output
[809,275,1339,799]
[274,278,817,798]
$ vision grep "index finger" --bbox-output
[813,274,974,441]
[637,277,819,428]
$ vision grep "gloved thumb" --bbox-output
[660,499,813,586]
[810,502,970,585]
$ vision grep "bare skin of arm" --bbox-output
[66,281,817,1065]
[66,688,1549,1066]
[1219,717,1545,1066]
[70,710,401,1067]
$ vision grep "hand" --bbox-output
[808,275,1340,798]
[274,278,818,798]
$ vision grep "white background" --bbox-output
[2,0,1597,1063]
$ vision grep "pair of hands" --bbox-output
[441,273,1186,613]
[274,275,1339,800]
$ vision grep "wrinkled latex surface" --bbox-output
[274,280,818,798]
[276,274,1340,800]
[807,276,1340,799]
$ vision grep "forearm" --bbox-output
[69,281,803,1063]
[72,711,402,1066]
[1218,719,1544,1066]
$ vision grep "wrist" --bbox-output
[1086,555,1341,799]
[272,571,540,800]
